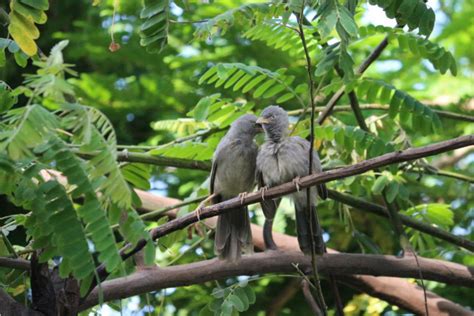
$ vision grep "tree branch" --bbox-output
[340,275,473,316]
[0,256,30,270]
[79,251,473,310]
[105,189,473,314]
[81,151,212,171]
[327,190,474,251]
[88,135,473,293]
[92,135,473,281]
[0,288,43,316]
[301,280,323,315]
[348,92,369,131]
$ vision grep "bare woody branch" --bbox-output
[80,251,474,310]
[88,189,471,314]
[340,275,474,316]
[92,135,473,283]
[3,226,469,315]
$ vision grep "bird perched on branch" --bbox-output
[211,114,260,261]
[256,105,327,254]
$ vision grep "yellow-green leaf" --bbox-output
[10,11,40,39]
[8,21,37,56]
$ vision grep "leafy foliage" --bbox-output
[0,0,473,313]
[36,137,123,273]
[0,38,29,68]
[187,93,256,128]
[356,78,442,133]
[7,0,49,56]
[199,63,306,105]
[63,105,134,209]
[194,3,285,40]
[368,0,435,36]
[202,282,256,316]
[359,25,457,75]
[0,40,154,289]
[139,0,170,53]
[243,21,318,57]
[0,104,58,160]
[0,82,17,112]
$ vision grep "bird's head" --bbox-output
[228,114,262,138]
[256,105,289,142]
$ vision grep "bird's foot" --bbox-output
[193,193,217,221]
[292,176,303,192]
[260,186,268,200]
[238,192,248,205]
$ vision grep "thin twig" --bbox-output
[296,7,327,313]
[327,189,474,251]
[301,279,323,315]
[317,37,390,125]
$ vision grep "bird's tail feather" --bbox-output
[214,207,253,261]
[295,203,325,255]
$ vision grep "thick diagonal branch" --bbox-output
[90,135,473,284]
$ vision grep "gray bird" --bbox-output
[211,114,260,261]
[256,105,328,255]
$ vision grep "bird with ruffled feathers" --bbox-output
[256,105,327,254]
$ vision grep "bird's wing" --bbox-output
[210,159,217,195]
[210,139,242,195]
[291,136,327,199]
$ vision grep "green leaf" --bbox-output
[372,175,389,194]
[139,0,169,53]
[338,6,358,37]
[194,97,212,121]
[242,285,256,304]
[419,7,435,36]
[385,181,399,203]
[14,51,28,67]
[12,0,47,24]
[233,287,250,311]
[220,301,233,316]
[0,83,17,112]
[228,294,245,312]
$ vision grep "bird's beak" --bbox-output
[256,117,270,125]
[255,123,264,133]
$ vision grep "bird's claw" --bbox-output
[260,186,268,201]
[196,207,202,221]
[292,176,302,192]
[193,193,216,222]
[238,192,248,205]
